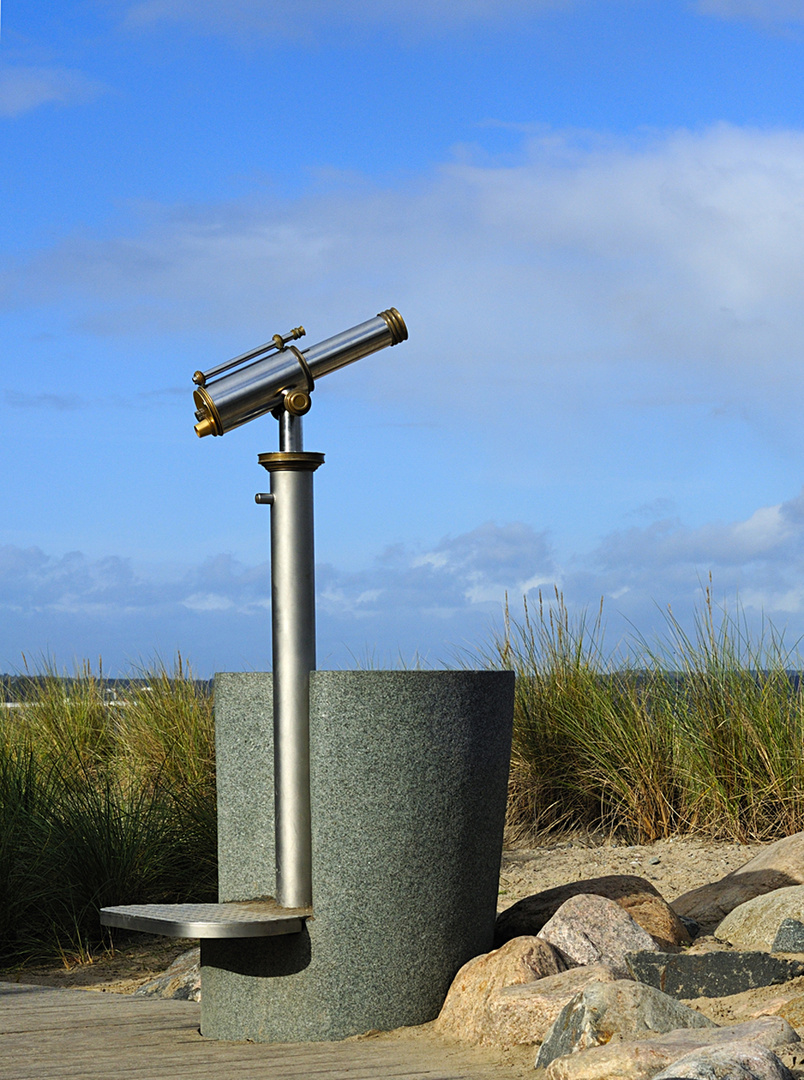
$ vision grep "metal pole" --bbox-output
[258,414,323,910]
[279,409,303,453]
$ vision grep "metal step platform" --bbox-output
[100,899,311,939]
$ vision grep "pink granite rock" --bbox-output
[537,893,661,978]
[435,935,573,1041]
[497,875,691,950]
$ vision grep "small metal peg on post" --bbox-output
[255,493,274,505]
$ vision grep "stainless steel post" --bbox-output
[258,415,324,910]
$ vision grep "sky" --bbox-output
[3,0,804,676]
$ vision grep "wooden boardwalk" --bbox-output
[0,983,519,1080]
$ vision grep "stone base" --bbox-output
[201,669,514,1042]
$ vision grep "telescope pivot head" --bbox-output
[283,389,312,416]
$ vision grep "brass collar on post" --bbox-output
[258,452,325,473]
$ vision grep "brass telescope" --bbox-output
[193,308,407,437]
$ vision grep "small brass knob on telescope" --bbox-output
[284,390,312,416]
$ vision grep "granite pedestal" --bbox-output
[201,669,514,1042]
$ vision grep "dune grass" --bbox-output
[0,657,215,966]
[495,586,804,846]
[4,591,804,963]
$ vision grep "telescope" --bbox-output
[189,306,408,912]
[192,308,407,437]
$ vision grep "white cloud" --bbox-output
[181,593,236,612]
[118,0,577,39]
[6,122,804,436]
[318,521,556,620]
[11,123,804,329]
[697,0,804,24]
[0,66,105,118]
[561,487,804,644]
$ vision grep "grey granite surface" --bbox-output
[203,669,514,1042]
[214,673,275,902]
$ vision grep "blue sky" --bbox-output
[3,0,804,675]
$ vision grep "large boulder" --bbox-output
[652,1042,794,1080]
[715,886,804,952]
[673,834,804,928]
[481,964,619,1048]
[535,978,716,1069]
[537,893,661,978]
[541,1016,798,1080]
[497,874,691,949]
[435,935,572,1042]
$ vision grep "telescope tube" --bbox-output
[194,308,407,437]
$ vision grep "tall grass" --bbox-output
[493,586,804,846]
[0,658,215,966]
[6,592,804,961]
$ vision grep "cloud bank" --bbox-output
[6,487,804,674]
[6,122,804,435]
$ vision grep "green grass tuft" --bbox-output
[488,584,804,846]
[0,656,216,966]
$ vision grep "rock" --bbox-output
[715,887,804,952]
[536,978,717,1069]
[626,950,804,999]
[134,947,200,1001]
[537,893,661,978]
[680,915,702,940]
[482,964,619,1048]
[679,975,804,1031]
[772,919,804,954]
[774,1042,804,1074]
[777,993,804,1031]
[496,874,691,950]
[652,1041,794,1080]
[434,935,572,1041]
[673,833,804,928]
[541,1017,798,1080]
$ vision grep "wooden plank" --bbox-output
[0,984,515,1080]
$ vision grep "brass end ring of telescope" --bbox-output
[378,307,407,345]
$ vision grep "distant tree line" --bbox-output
[0,675,213,704]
